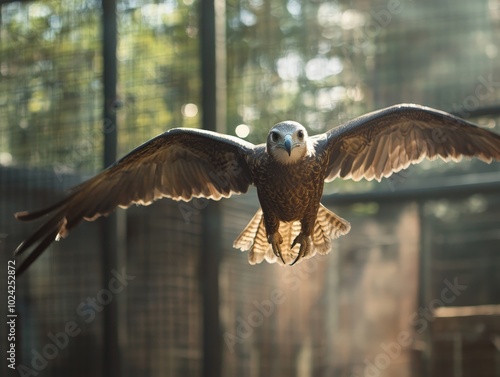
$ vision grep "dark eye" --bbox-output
[270,131,279,142]
[297,130,304,140]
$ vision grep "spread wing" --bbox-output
[318,104,500,182]
[14,128,256,275]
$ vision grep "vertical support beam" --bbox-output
[102,0,118,167]
[199,0,226,376]
[453,333,463,377]
[101,1,126,377]
[214,0,227,132]
[418,201,432,376]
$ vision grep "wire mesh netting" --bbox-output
[1,0,500,376]
[1,1,203,376]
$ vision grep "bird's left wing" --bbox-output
[14,128,255,275]
[317,104,500,182]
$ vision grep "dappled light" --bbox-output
[1,0,500,376]
[234,123,250,138]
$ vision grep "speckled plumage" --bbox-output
[237,146,340,264]
[14,104,500,274]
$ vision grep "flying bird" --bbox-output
[14,104,500,275]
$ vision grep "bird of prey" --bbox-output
[14,104,500,275]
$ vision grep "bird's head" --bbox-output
[266,121,310,165]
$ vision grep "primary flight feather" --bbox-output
[14,104,500,275]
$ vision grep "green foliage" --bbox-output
[1,0,101,171]
[1,0,499,192]
[117,1,201,153]
[0,0,200,172]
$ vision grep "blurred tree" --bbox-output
[0,0,498,192]
[0,0,201,173]
[1,1,102,171]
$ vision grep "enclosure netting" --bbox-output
[1,0,499,376]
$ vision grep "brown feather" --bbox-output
[322,104,500,182]
[14,104,500,274]
[234,204,350,265]
[14,128,256,273]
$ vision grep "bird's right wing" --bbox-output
[15,128,256,275]
[316,104,500,182]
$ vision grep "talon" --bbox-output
[290,233,309,266]
[276,246,286,264]
[291,252,301,266]
[269,232,286,264]
[290,242,305,265]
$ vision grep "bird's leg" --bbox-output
[268,232,285,264]
[264,214,286,264]
[290,233,310,265]
[290,218,314,265]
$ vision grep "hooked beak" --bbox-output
[284,135,293,156]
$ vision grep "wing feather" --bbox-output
[320,104,500,182]
[15,128,256,274]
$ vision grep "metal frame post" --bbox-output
[199,0,226,375]
[101,1,126,376]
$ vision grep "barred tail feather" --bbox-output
[233,208,277,264]
[312,204,351,254]
[233,204,351,265]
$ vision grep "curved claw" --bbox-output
[290,233,309,266]
[290,243,305,265]
[269,232,286,264]
[290,252,302,266]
